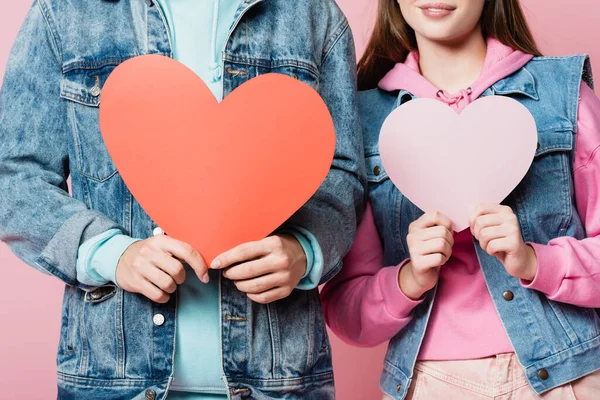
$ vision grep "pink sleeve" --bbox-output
[522,82,600,307]
[320,202,422,347]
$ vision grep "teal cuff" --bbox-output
[279,226,324,290]
[76,229,141,286]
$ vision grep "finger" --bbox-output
[222,257,273,281]
[137,278,170,304]
[153,236,208,283]
[469,203,512,226]
[471,213,506,239]
[234,273,285,294]
[140,264,178,294]
[479,225,510,251]
[486,237,514,256]
[417,225,455,246]
[411,211,453,232]
[417,238,452,258]
[211,239,271,269]
[247,287,292,305]
[150,250,186,285]
[418,254,448,269]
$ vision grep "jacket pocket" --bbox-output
[60,64,120,183]
[510,129,575,242]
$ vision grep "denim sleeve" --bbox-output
[282,22,367,285]
[0,2,121,289]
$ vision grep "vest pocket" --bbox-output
[511,129,574,242]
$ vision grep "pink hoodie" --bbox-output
[322,39,600,360]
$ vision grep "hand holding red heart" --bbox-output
[212,234,307,304]
[470,204,538,281]
[116,235,208,303]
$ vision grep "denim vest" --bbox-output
[358,56,599,399]
[0,0,366,398]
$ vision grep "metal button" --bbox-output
[145,389,156,400]
[503,291,514,301]
[374,166,381,176]
[396,383,402,392]
[89,75,101,97]
[90,86,101,97]
[153,227,164,236]
[538,368,549,380]
[153,314,165,326]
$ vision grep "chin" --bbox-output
[417,28,462,41]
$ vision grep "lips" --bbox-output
[419,2,456,18]
[419,2,456,11]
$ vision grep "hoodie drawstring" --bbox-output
[436,87,473,111]
[209,0,222,83]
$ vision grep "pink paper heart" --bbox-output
[379,96,538,232]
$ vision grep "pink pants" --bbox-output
[383,354,600,399]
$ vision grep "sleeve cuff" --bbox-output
[378,260,423,320]
[278,226,324,290]
[520,243,565,297]
[76,229,141,287]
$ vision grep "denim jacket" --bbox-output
[0,0,366,398]
[358,56,600,399]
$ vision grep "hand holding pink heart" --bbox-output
[378,96,538,232]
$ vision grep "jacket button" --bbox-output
[153,227,164,236]
[145,389,156,400]
[153,314,165,326]
[396,383,402,392]
[503,291,514,301]
[374,166,381,176]
[538,368,549,380]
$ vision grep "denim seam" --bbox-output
[266,303,281,379]
[222,55,319,78]
[225,371,333,386]
[62,56,143,74]
[37,0,63,63]
[306,291,316,370]
[558,150,574,237]
[116,289,125,378]
[321,20,350,65]
[58,371,166,387]
[78,291,89,376]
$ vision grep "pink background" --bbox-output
[0,1,599,399]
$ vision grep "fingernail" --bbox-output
[211,259,221,269]
[201,273,210,284]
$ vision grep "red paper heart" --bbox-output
[99,55,335,263]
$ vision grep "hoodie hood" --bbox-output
[378,38,534,112]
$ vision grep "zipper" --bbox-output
[220,0,265,97]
